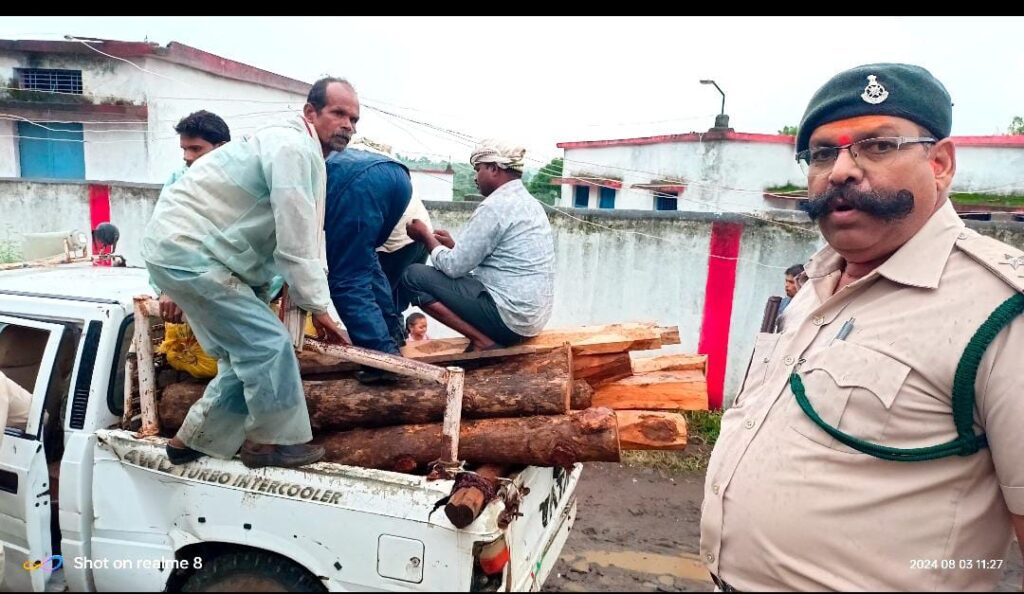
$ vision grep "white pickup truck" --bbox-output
[0,263,579,592]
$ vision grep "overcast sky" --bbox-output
[3,16,1023,166]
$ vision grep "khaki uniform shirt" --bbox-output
[700,201,1024,591]
[0,370,31,431]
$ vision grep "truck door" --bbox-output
[0,316,66,592]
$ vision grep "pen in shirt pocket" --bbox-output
[831,317,855,344]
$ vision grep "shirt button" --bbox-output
[958,232,968,240]
[712,484,720,494]
[784,355,795,365]
[813,315,825,326]
[706,553,715,563]
[744,419,755,429]
[762,356,770,363]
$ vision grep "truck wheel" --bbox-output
[181,551,326,592]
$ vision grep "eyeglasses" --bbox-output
[795,136,937,176]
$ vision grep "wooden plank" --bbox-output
[592,370,708,411]
[659,326,681,346]
[569,335,663,356]
[630,354,707,375]
[399,322,671,360]
[616,411,688,450]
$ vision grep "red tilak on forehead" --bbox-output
[837,134,852,145]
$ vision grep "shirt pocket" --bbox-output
[732,332,782,409]
[788,340,911,453]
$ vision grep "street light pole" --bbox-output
[700,79,730,129]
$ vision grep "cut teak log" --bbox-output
[313,408,620,471]
[615,411,688,450]
[592,369,708,410]
[445,464,508,528]
[160,348,580,432]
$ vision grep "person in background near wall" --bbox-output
[778,263,806,315]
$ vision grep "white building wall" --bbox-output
[409,171,454,202]
[0,50,309,184]
[952,145,1024,195]
[132,58,307,184]
[83,123,149,183]
[562,140,804,213]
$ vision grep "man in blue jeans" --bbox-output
[323,148,413,381]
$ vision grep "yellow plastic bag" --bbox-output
[158,322,219,379]
[269,301,320,338]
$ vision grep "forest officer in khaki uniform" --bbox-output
[700,63,1024,591]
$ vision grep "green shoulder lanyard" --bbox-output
[790,293,1024,462]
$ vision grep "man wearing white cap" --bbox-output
[402,140,555,351]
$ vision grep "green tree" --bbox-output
[1008,116,1024,135]
[778,125,798,136]
[526,157,564,205]
[451,163,477,201]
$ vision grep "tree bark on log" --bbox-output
[160,348,575,432]
[312,408,620,471]
[445,464,508,528]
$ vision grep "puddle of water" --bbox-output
[576,550,712,582]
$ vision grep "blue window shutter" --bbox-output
[573,185,589,208]
[18,121,85,179]
[599,187,616,209]
[655,194,679,211]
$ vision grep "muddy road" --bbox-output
[543,462,1022,592]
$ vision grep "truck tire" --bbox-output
[181,551,326,592]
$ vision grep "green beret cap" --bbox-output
[797,63,952,152]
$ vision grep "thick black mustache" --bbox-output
[800,187,915,223]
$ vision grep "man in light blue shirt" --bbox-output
[402,140,555,351]
[143,78,357,469]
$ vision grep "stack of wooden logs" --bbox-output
[158,322,708,467]
[155,322,708,524]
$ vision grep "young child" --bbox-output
[405,312,431,342]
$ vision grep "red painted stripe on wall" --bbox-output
[89,184,111,252]
[697,222,744,410]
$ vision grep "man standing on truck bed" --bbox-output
[142,77,358,469]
